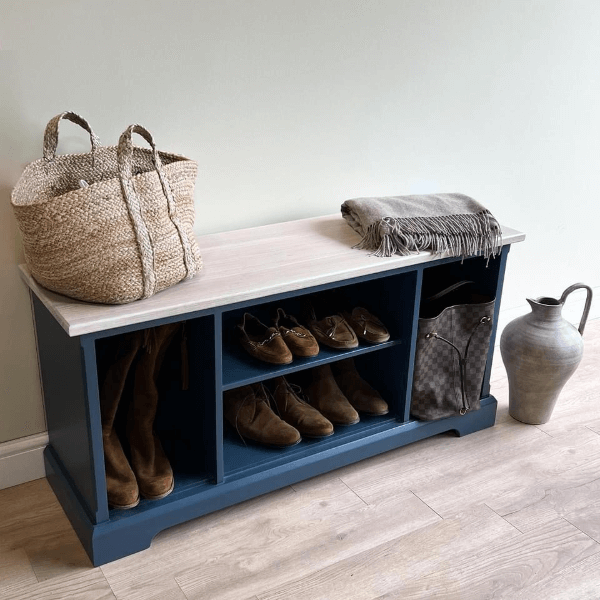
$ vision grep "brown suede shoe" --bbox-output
[332,358,389,416]
[271,376,333,438]
[238,313,293,365]
[342,307,391,344]
[304,302,358,350]
[274,308,319,357]
[302,364,359,425]
[224,384,301,448]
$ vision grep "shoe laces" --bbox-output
[273,380,309,413]
[354,310,384,336]
[325,315,347,339]
[232,383,272,447]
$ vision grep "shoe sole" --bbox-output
[246,352,293,365]
[313,335,359,349]
[109,496,140,510]
[358,335,391,344]
[329,417,360,426]
[291,350,320,357]
[236,433,303,449]
[141,478,175,502]
[261,437,302,449]
[301,430,335,439]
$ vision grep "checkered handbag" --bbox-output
[410,281,495,420]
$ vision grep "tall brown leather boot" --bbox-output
[127,323,180,501]
[99,331,143,509]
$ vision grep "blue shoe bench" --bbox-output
[19,215,524,566]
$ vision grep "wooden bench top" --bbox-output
[19,214,525,337]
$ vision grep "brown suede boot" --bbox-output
[303,364,360,425]
[223,384,301,448]
[331,358,389,416]
[127,323,180,501]
[99,332,143,509]
[271,377,333,438]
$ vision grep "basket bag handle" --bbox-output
[117,124,197,300]
[43,111,100,162]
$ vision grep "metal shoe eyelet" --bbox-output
[426,332,438,339]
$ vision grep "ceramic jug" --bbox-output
[500,283,593,424]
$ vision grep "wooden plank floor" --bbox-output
[1,319,598,600]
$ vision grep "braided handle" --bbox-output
[43,111,100,161]
[117,125,197,300]
[117,124,162,180]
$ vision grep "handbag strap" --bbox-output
[426,314,492,414]
[426,280,474,302]
[117,125,198,299]
[43,111,100,162]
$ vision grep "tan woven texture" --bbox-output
[11,112,202,304]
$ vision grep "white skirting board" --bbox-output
[0,432,49,490]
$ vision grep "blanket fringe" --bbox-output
[353,211,502,260]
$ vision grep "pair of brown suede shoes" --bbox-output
[300,359,389,425]
[224,360,389,448]
[223,377,334,447]
[238,310,319,365]
[305,301,391,350]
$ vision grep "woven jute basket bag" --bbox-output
[11,112,202,304]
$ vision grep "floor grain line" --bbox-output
[409,490,444,520]
[562,515,600,545]
[484,502,525,534]
[175,578,190,600]
[338,477,369,506]
[585,425,600,437]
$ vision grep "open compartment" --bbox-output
[412,254,504,420]
[94,314,219,517]
[221,360,402,481]
[220,270,417,389]
[220,268,419,479]
[420,254,502,304]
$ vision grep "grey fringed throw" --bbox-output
[341,193,502,260]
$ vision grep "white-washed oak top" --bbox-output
[19,214,525,337]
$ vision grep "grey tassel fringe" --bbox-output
[353,211,502,260]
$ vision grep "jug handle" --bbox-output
[559,283,593,336]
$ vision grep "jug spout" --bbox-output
[526,296,563,322]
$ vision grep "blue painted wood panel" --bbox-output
[33,295,108,523]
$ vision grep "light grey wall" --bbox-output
[1,0,598,443]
